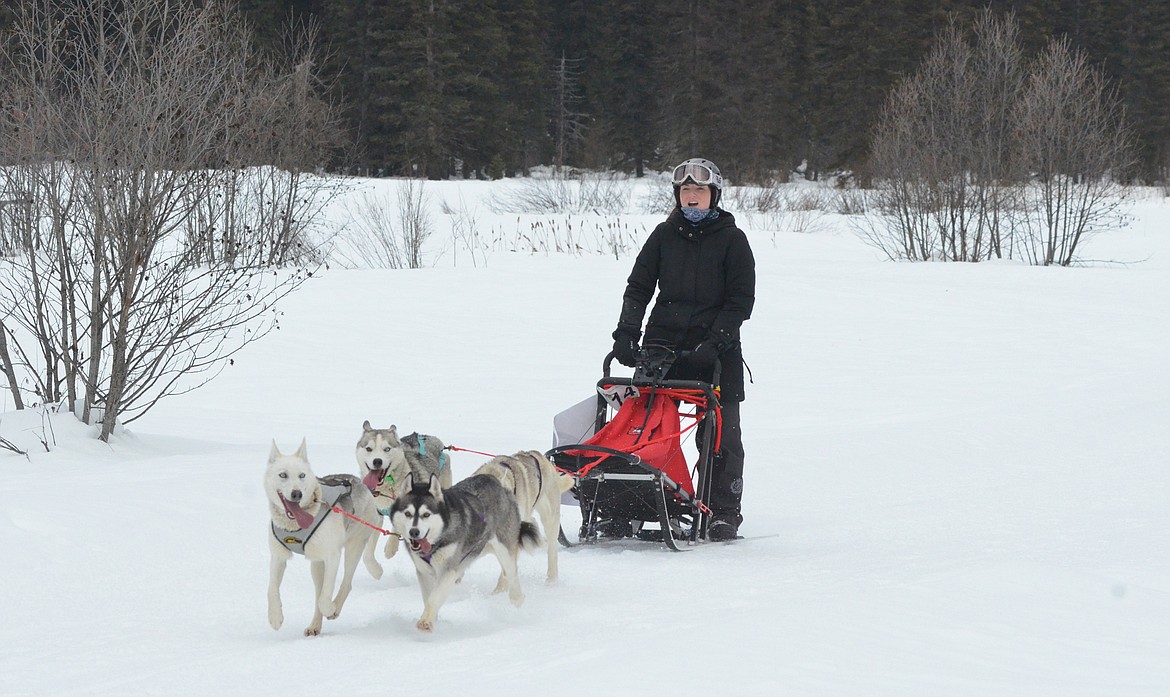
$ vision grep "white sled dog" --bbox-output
[473,450,574,584]
[356,422,453,559]
[266,439,384,636]
[389,472,542,632]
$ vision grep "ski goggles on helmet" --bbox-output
[672,161,722,188]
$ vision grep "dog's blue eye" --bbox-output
[383,447,391,452]
[298,473,306,479]
[421,512,430,518]
[366,447,372,452]
[279,472,287,479]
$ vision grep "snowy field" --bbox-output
[2,177,1168,696]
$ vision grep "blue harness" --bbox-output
[376,438,449,517]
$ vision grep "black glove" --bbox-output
[689,339,720,369]
[611,329,640,367]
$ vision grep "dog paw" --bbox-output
[509,590,526,608]
[269,613,283,630]
[318,600,336,619]
[416,618,434,633]
[368,563,384,580]
[545,575,558,585]
[304,625,322,637]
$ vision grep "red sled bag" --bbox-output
[569,393,694,495]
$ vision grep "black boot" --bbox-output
[707,511,742,541]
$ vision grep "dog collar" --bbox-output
[412,541,477,568]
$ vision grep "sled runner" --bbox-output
[547,345,722,551]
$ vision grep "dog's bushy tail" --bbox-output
[518,521,543,552]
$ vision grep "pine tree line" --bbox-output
[13,0,1164,182]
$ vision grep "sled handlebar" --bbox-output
[603,348,721,389]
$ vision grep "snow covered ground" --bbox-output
[2,178,1168,696]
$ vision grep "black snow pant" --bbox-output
[695,398,744,524]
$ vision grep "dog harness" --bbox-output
[272,478,355,555]
[496,453,544,501]
[415,435,450,472]
[375,439,451,517]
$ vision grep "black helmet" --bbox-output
[671,157,723,208]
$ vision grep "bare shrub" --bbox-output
[492,172,633,214]
[1011,39,1135,266]
[784,187,831,212]
[335,180,433,269]
[725,180,785,213]
[335,188,408,269]
[867,11,1134,265]
[867,10,1026,262]
[444,195,487,268]
[395,180,433,268]
[833,187,869,215]
[634,184,675,214]
[0,0,344,438]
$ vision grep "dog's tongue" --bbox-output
[282,496,315,529]
[415,538,432,556]
[362,469,383,492]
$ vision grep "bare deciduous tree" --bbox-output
[865,10,1132,266]
[0,0,347,440]
[550,54,587,175]
[1012,39,1135,266]
[866,11,1025,262]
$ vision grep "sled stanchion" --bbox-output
[550,346,724,551]
[655,473,687,552]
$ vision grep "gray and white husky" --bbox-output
[265,439,383,636]
[355,423,454,559]
[355,421,406,493]
[473,450,575,584]
[389,472,542,632]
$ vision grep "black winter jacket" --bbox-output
[616,208,755,401]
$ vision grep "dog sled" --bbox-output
[547,345,722,552]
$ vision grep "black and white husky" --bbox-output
[389,472,542,632]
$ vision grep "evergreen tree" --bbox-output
[579,0,658,175]
[154,0,1169,182]
[370,0,465,178]
[1105,0,1170,180]
[306,0,393,174]
[491,0,549,175]
[652,0,735,172]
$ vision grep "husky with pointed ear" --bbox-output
[356,423,454,559]
[389,472,542,632]
[355,421,405,493]
[473,450,575,585]
[265,439,383,636]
